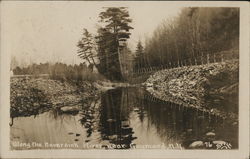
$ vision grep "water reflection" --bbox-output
[99,88,136,149]
[10,87,238,150]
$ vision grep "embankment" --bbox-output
[10,77,100,118]
[144,60,239,121]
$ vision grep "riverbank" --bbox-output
[143,60,239,121]
[10,76,102,118]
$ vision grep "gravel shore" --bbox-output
[10,76,100,118]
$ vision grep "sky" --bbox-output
[2,1,182,66]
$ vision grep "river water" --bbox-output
[10,87,238,150]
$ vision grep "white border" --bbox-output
[0,1,249,159]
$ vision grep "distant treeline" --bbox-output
[13,62,105,82]
[134,7,239,69]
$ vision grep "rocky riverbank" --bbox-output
[10,76,101,118]
[143,60,239,121]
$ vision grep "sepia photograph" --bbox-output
[0,1,249,159]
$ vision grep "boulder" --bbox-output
[212,140,226,145]
[206,132,216,136]
[189,141,204,148]
[60,106,79,113]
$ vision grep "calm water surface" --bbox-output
[10,87,238,150]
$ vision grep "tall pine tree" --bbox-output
[96,7,133,81]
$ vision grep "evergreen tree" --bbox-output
[97,7,133,81]
[77,29,97,67]
[135,41,144,57]
[134,41,145,70]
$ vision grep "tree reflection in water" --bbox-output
[96,87,238,149]
[79,97,101,139]
[99,88,137,149]
[10,87,238,150]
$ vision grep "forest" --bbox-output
[134,7,239,70]
[12,62,104,82]
[12,7,239,82]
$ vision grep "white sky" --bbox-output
[2,1,182,65]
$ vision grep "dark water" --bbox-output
[10,87,238,150]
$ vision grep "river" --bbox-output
[10,87,238,150]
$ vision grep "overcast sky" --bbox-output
[2,1,182,66]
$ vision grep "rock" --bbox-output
[206,132,216,136]
[109,135,118,140]
[212,140,226,145]
[146,87,154,92]
[107,119,116,122]
[189,141,204,148]
[232,121,237,125]
[86,119,91,122]
[133,108,139,112]
[76,133,80,137]
[121,121,130,127]
[60,106,79,112]
[145,83,153,87]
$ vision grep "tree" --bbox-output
[11,56,18,70]
[96,7,133,81]
[95,27,113,78]
[136,7,239,70]
[134,41,145,69]
[77,29,97,68]
[135,41,144,57]
[120,43,134,80]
